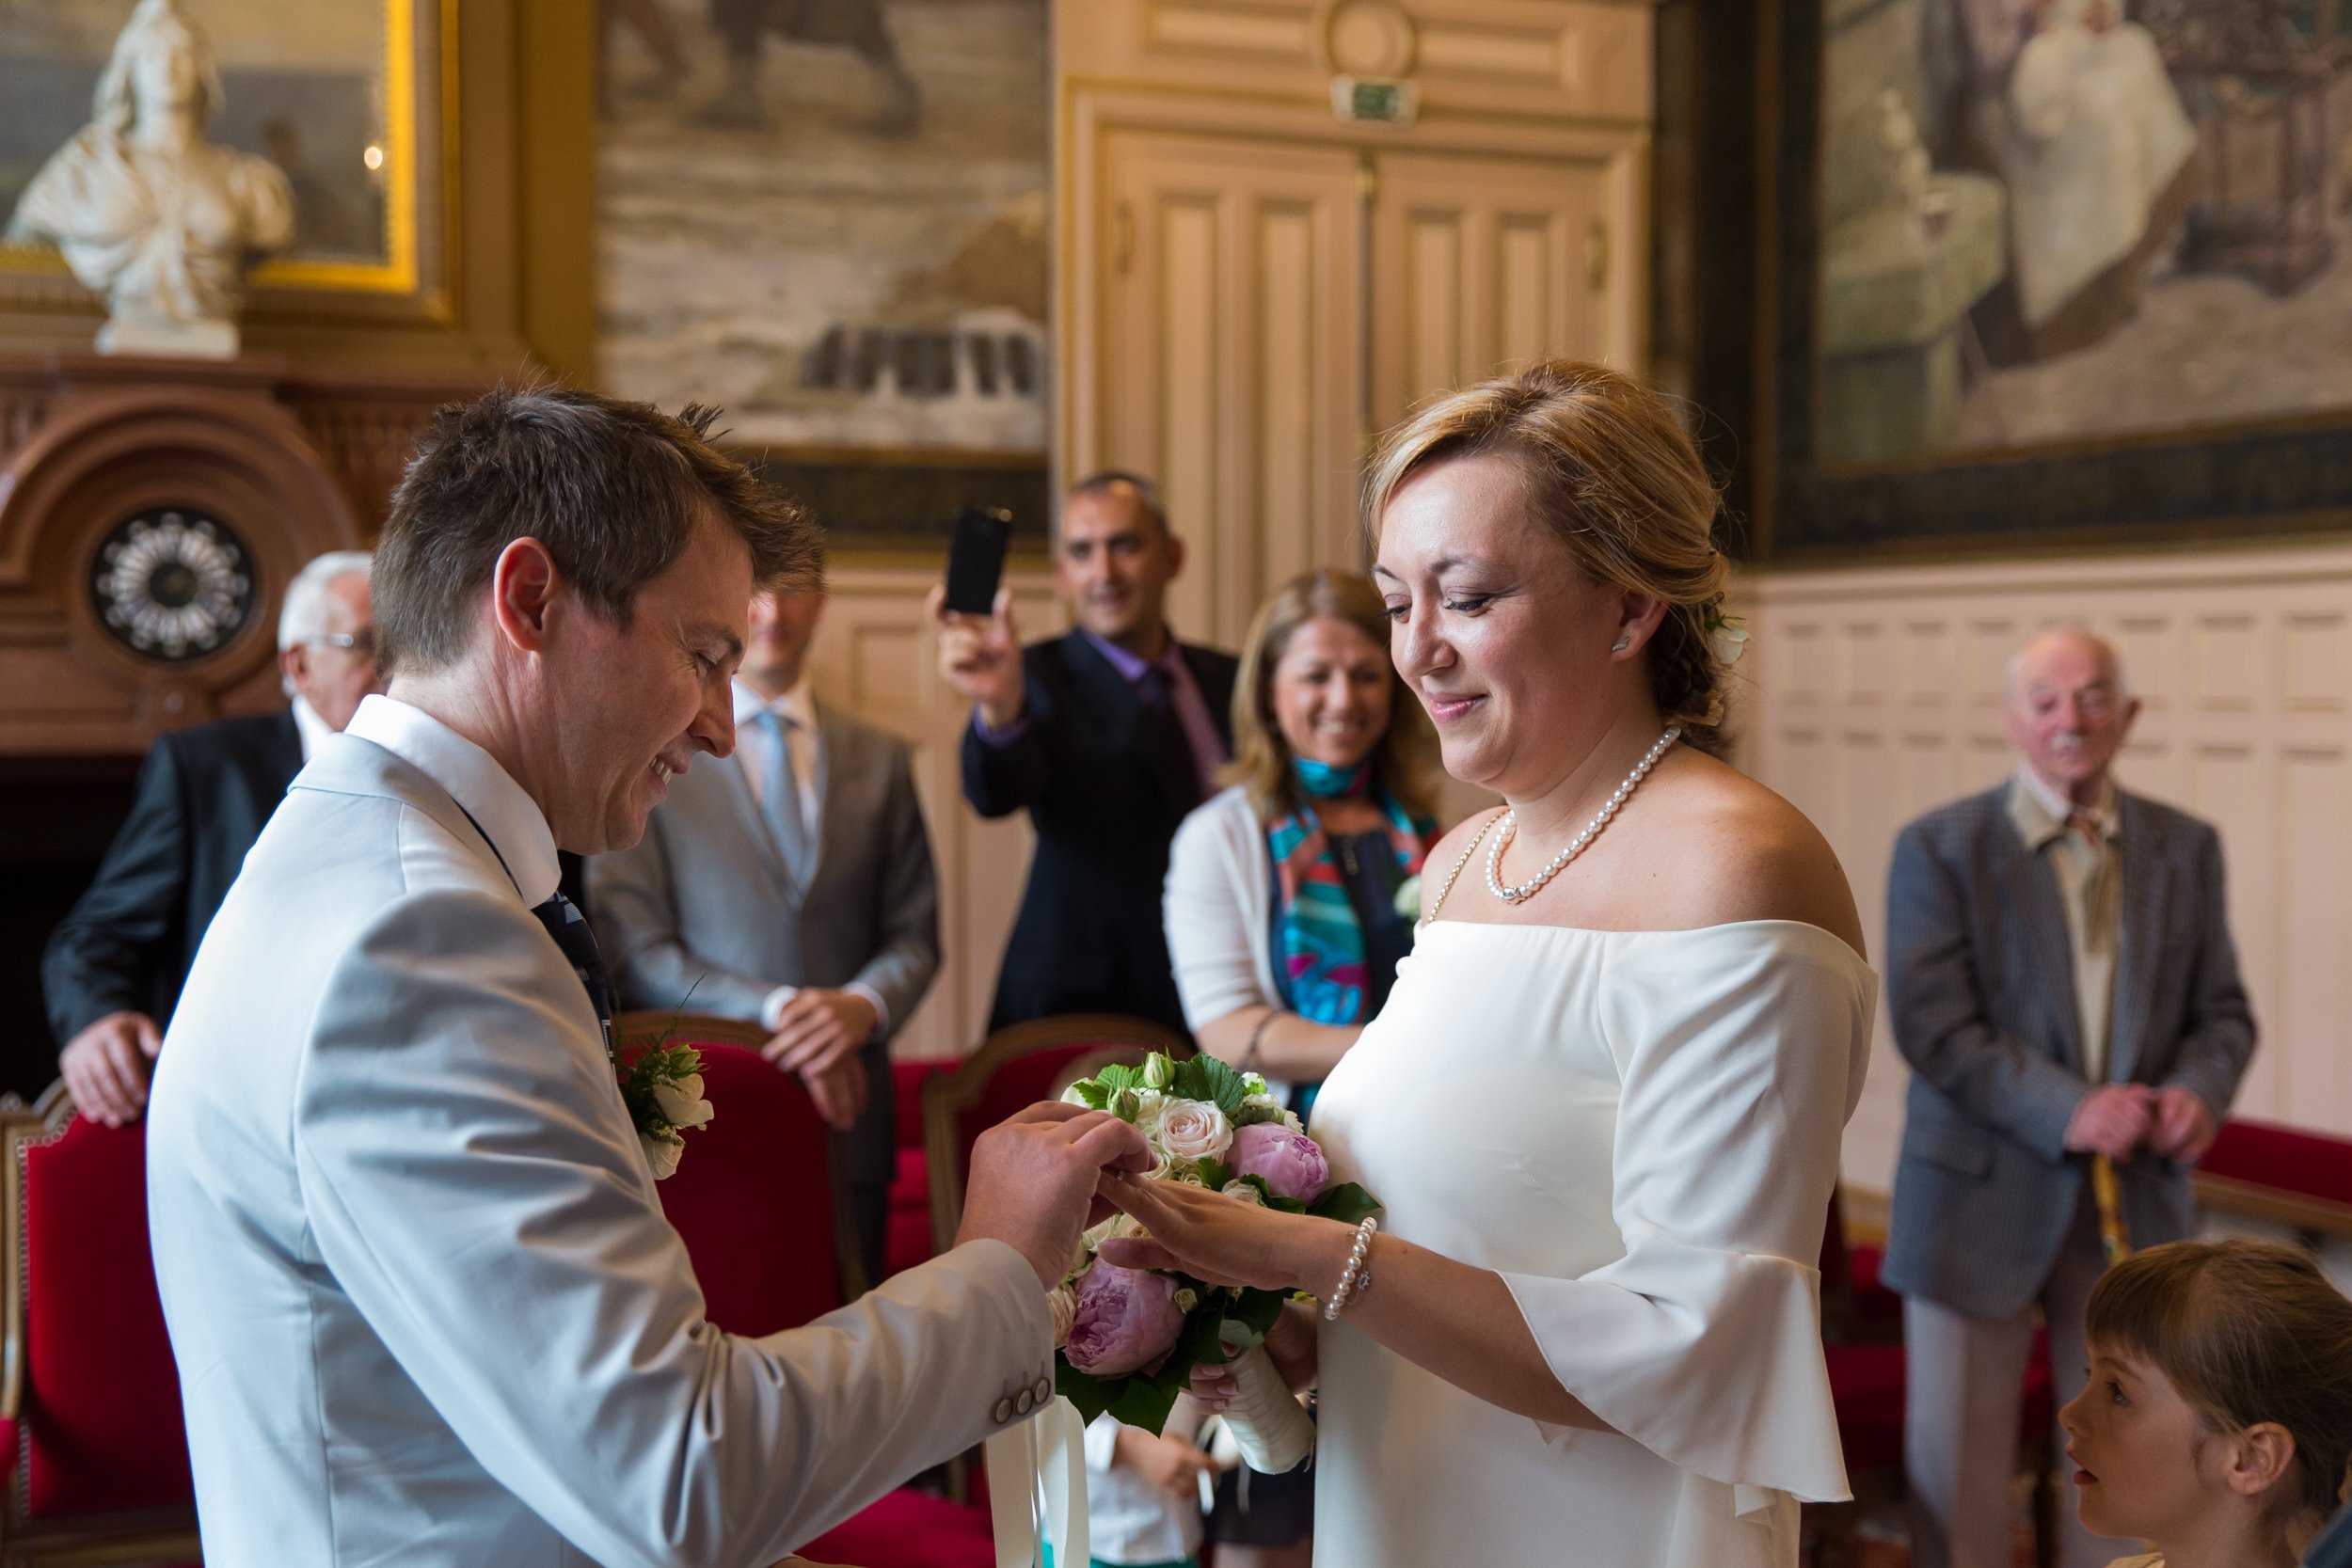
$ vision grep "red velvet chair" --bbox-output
[922,1013,1193,1257]
[0,1081,199,1566]
[884,1061,953,1281]
[1805,1187,2058,1568]
[613,1014,994,1568]
[2196,1117,2352,1237]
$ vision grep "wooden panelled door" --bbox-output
[1368,148,1621,436]
[1094,130,1365,647]
[1088,132,1627,647]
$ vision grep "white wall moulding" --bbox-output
[1738,544,2352,1195]
[808,565,1062,1062]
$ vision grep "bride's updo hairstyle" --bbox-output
[1365,359,1733,749]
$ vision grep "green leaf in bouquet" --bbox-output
[1216,1318,1265,1355]
[1067,1079,1113,1112]
[1169,1052,1249,1117]
[1308,1181,1381,1227]
[1104,1374,1181,1436]
[1232,1101,1286,1128]
[1225,1172,1306,1213]
[1194,1156,1235,1193]
[1095,1063,1142,1096]
[1056,1362,1116,1427]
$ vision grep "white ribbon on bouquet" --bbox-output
[985,1393,1089,1568]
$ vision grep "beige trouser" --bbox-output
[1902,1193,2125,1568]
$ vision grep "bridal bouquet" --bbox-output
[1052,1051,1375,1433]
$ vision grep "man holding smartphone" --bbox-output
[929,471,1235,1036]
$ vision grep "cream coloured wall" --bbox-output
[1737,544,2352,1194]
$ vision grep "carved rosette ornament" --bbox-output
[88,508,257,661]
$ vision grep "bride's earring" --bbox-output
[1611,637,1632,653]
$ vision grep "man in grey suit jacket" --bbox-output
[145,388,1147,1568]
[1883,628,2256,1568]
[593,571,939,1284]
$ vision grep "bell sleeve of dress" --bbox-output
[1495,922,1875,1507]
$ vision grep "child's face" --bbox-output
[2058,1342,2212,1540]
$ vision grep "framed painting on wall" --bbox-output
[1758,0,2352,560]
[0,0,453,326]
[597,0,1050,551]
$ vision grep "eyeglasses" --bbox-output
[298,630,375,658]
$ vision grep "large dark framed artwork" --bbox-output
[0,0,453,324]
[598,0,1050,552]
[1758,0,2352,561]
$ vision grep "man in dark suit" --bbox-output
[930,472,1235,1036]
[44,550,377,1126]
[1883,627,2257,1568]
[591,571,941,1283]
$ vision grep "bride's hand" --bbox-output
[1096,1172,1334,1292]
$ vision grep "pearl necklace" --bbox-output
[1483,726,1679,904]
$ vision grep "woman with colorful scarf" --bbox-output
[1151,569,1441,1568]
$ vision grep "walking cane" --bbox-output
[2090,1153,2130,1263]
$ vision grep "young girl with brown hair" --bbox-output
[2061,1238,2352,1568]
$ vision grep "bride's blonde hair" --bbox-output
[1364,360,1732,750]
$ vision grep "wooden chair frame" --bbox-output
[0,1082,199,1568]
[611,1010,869,1301]
[919,1014,1192,1259]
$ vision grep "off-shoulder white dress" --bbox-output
[1306,919,1875,1568]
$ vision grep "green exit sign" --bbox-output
[1330,75,1419,126]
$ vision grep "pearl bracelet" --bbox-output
[1322,1216,1379,1321]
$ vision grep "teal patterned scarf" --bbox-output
[1266,758,1430,1025]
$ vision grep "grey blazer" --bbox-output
[147,730,1049,1568]
[1879,783,2256,1318]
[588,703,940,1190]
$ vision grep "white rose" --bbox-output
[1220,1180,1265,1207]
[640,1130,685,1180]
[1170,1164,1206,1186]
[1241,1092,1282,1114]
[1708,617,1750,668]
[1047,1283,1079,1348]
[1085,1212,1149,1250]
[1242,1072,1269,1097]
[653,1074,714,1131]
[1279,1109,1305,1133]
[1157,1098,1232,1163]
[1143,1053,1176,1090]
[1172,1288,1199,1314]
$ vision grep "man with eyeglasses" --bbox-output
[43,549,378,1125]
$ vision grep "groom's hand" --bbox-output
[959,1102,1152,1290]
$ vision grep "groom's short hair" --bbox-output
[373,387,820,678]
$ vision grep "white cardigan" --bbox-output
[1163,784,1288,1082]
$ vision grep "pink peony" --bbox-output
[1228,1122,1328,1205]
[1065,1260,1184,1377]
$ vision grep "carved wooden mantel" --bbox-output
[0,354,484,756]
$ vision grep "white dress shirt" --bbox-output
[291,693,336,760]
[730,676,889,1038]
[1082,1410,1207,1563]
[344,694,562,905]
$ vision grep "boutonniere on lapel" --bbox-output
[617,993,715,1180]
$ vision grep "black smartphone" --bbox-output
[943,505,1012,616]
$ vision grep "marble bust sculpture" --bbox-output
[6,0,294,357]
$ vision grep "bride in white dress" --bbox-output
[1101,360,1875,1567]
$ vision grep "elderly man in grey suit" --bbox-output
[1883,627,2256,1568]
[593,562,937,1284]
[144,387,1148,1568]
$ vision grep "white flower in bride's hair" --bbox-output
[640,1130,685,1180]
[1157,1098,1232,1163]
[653,1074,713,1131]
[1706,613,1749,668]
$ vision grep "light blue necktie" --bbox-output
[756,708,814,888]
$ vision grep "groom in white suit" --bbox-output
[145,388,1147,1568]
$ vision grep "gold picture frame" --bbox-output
[0,0,455,325]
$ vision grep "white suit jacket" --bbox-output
[147,698,1054,1567]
